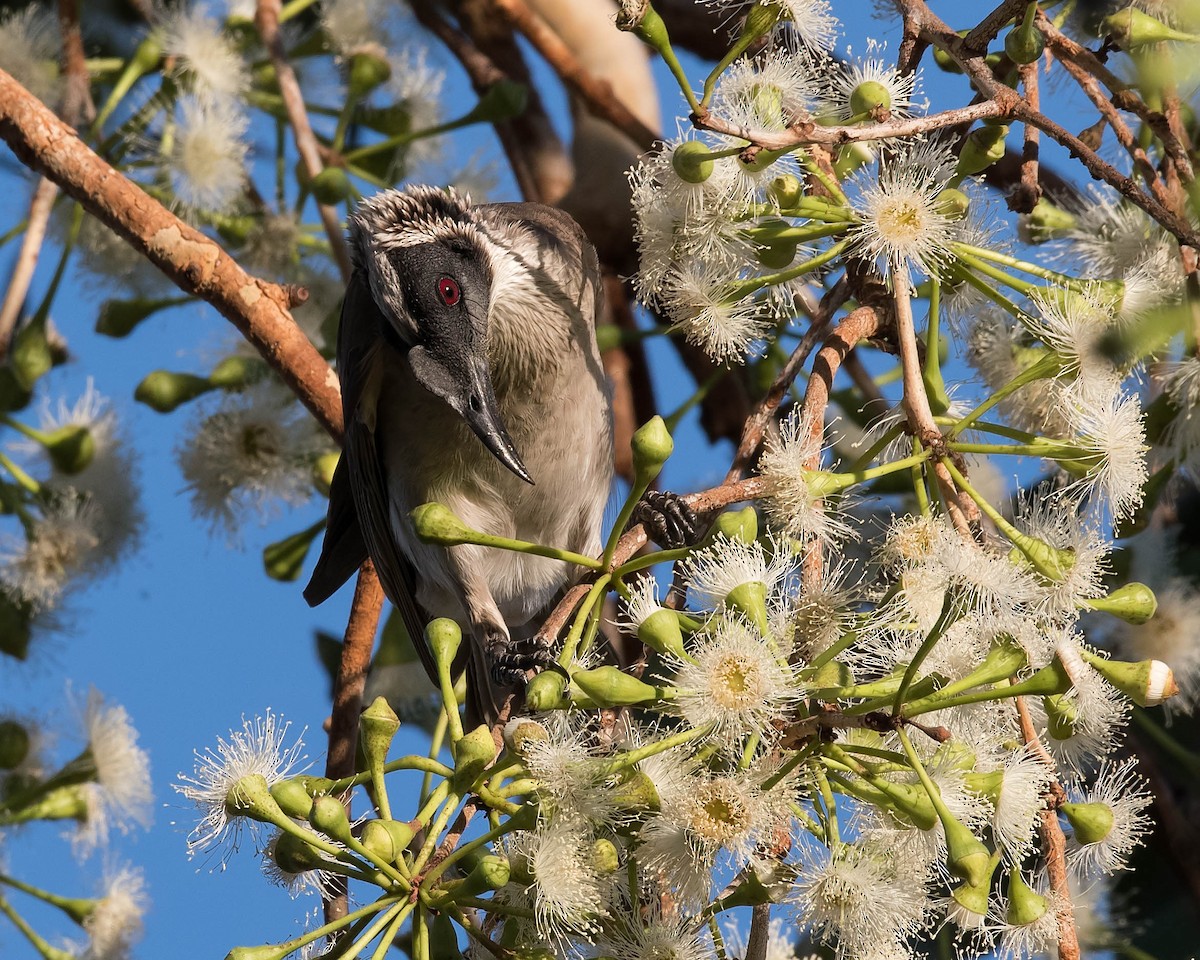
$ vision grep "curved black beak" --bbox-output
[407,343,534,484]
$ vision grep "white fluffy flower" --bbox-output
[168,96,250,213]
[0,491,102,611]
[159,4,249,102]
[758,405,853,543]
[77,863,149,958]
[824,41,922,122]
[1061,392,1148,522]
[1063,757,1151,879]
[659,258,777,363]
[0,4,61,104]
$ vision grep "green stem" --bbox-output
[946,352,1063,438]
[951,241,1088,290]
[892,592,963,715]
[725,239,852,299]
[953,249,1041,297]
[0,896,72,960]
[557,575,612,667]
[601,722,716,774]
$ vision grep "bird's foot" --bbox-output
[487,631,556,687]
[630,489,702,549]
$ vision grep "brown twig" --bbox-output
[484,0,658,150]
[255,0,352,281]
[963,0,1027,52]
[1011,59,1041,214]
[0,68,344,440]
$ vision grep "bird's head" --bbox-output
[347,186,532,484]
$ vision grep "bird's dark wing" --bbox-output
[303,453,368,606]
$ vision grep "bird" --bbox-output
[303,185,614,725]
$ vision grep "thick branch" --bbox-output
[0,68,344,441]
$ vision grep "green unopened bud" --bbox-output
[360,695,401,771]
[524,670,567,711]
[502,717,548,755]
[1060,800,1114,845]
[968,634,1029,687]
[453,723,497,790]
[957,125,1010,176]
[251,61,278,92]
[934,187,971,220]
[725,580,770,636]
[1008,533,1076,584]
[313,451,339,496]
[757,237,797,269]
[228,773,285,824]
[429,911,465,959]
[768,174,803,208]
[612,769,661,811]
[1079,649,1178,707]
[426,618,463,675]
[637,608,688,659]
[1019,198,1077,243]
[738,0,784,42]
[459,854,511,896]
[96,296,187,338]
[412,503,473,545]
[348,50,391,97]
[591,838,620,874]
[271,829,327,873]
[41,425,94,475]
[309,793,352,843]
[10,317,53,391]
[713,506,758,543]
[1085,581,1158,624]
[571,665,660,707]
[359,103,413,137]
[631,415,673,482]
[310,167,353,205]
[0,719,30,769]
[464,79,528,124]
[361,817,406,862]
[671,140,716,184]
[850,79,892,116]
[263,522,323,582]
[875,780,938,831]
[809,658,853,691]
[270,778,315,820]
[209,355,266,389]
[1043,694,1078,740]
[1005,3,1045,64]
[944,816,994,887]
[1006,868,1048,926]
[1103,7,1200,48]
[950,875,991,925]
[135,370,213,412]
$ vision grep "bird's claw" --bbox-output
[631,489,701,549]
[487,633,556,687]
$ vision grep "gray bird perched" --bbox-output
[304,185,614,724]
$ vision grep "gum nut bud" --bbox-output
[425,618,463,673]
[130,33,163,72]
[135,370,213,413]
[227,773,280,822]
[429,912,465,959]
[957,124,1010,175]
[502,717,549,756]
[740,0,784,40]
[468,79,528,123]
[1102,7,1191,48]
[944,817,994,888]
[361,818,402,861]
[43,425,94,475]
[670,140,715,184]
[360,695,402,760]
[460,854,512,896]
[1043,694,1078,740]
[453,725,496,790]
[412,503,473,546]
[349,50,392,96]
[0,719,30,769]
[614,769,661,811]
[1086,581,1158,624]
[880,782,938,831]
[934,187,971,220]
[310,167,354,206]
[964,769,1004,805]
[810,658,853,691]
[933,44,963,73]
[96,297,170,338]
[313,451,339,495]
[591,838,620,874]
[714,506,758,543]
[208,355,266,389]
[271,829,327,873]
[299,775,336,797]
[768,173,803,208]
[1004,23,1045,64]
[638,608,687,658]
[524,670,567,711]
[263,524,321,582]
[270,778,315,820]
[309,794,353,842]
[950,876,990,920]
[11,320,53,391]
[1061,800,1115,845]
[594,323,622,352]
[1082,653,1177,707]
[1020,198,1077,243]
[632,415,673,479]
[757,238,797,269]
[1006,869,1048,927]
[571,665,660,708]
[850,79,892,115]
[725,581,770,635]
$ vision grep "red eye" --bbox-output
[437,277,461,306]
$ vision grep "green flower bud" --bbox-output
[412,503,473,545]
[768,174,803,208]
[502,717,549,755]
[808,658,853,691]
[1005,3,1045,64]
[1079,649,1178,707]
[1006,868,1048,926]
[524,670,567,711]
[875,781,939,831]
[464,79,528,124]
[209,355,266,389]
[850,79,892,116]
[0,718,30,769]
[309,793,353,843]
[612,769,661,812]
[270,778,315,820]
[757,237,797,269]
[10,317,54,391]
[96,296,187,338]
[271,829,327,873]
[934,187,971,220]
[637,608,688,659]
[591,838,620,874]
[313,451,339,496]
[228,773,285,824]
[571,665,661,707]
[671,141,716,184]
[426,618,463,675]
[1019,198,1077,243]
[452,724,497,790]
[714,506,758,543]
[594,324,622,352]
[944,817,995,887]
[1085,581,1158,625]
[263,523,323,583]
[1102,7,1200,48]
[738,0,784,42]
[361,818,403,862]
[310,167,354,205]
[1043,694,1078,740]
[359,103,413,137]
[348,51,392,97]
[725,580,770,636]
[130,34,163,73]
[957,125,1010,176]
[631,415,673,482]
[360,695,401,771]
[964,769,1005,806]
[251,61,278,92]
[458,854,511,896]
[41,425,94,475]
[1060,800,1114,845]
[135,370,213,413]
